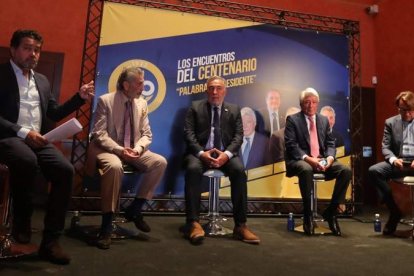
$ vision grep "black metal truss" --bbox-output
[70,0,104,184]
[72,0,361,215]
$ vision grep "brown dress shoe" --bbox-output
[233,224,260,244]
[188,222,205,245]
[38,239,71,265]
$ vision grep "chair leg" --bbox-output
[294,178,332,235]
[201,176,231,236]
[110,194,138,239]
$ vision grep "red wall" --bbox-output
[374,0,414,158]
[0,0,90,103]
[1,0,409,160]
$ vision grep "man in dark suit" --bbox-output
[284,87,351,236]
[258,89,285,137]
[183,76,259,245]
[0,29,94,264]
[269,106,300,163]
[320,105,345,148]
[369,91,414,236]
[240,107,270,169]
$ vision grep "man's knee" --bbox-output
[155,155,168,170]
[11,154,38,176]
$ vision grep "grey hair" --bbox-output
[116,66,144,91]
[320,105,336,117]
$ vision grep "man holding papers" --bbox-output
[0,29,94,264]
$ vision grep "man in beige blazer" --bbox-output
[86,66,167,249]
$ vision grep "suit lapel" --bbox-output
[33,72,47,117]
[131,97,141,142]
[220,103,228,125]
[395,116,403,145]
[299,113,310,147]
[113,92,124,140]
[315,114,325,146]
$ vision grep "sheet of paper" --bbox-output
[43,118,83,142]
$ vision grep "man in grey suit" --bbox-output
[0,29,94,264]
[284,87,351,236]
[86,66,167,249]
[183,76,259,245]
[369,91,414,235]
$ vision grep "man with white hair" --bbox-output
[240,107,270,170]
[284,87,351,236]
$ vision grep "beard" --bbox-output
[21,58,38,70]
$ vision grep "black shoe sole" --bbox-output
[189,236,204,245]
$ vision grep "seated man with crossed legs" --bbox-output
[86,66,167,249]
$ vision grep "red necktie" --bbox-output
[123,100,134,148]
[309,116,319,158]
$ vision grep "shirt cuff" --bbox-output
[197,151,204,158]
[225,150,233,159]
[389,157,397,165]
[17,127,30,139]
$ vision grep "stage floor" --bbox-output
[2,206,414,275]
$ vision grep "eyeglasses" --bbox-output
[398,107,414,113]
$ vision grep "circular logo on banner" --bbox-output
[108,59,166,113]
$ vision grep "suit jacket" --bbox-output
[284,111,336,177]
[382,114,404,162]
[258,107,285,136]
[85,91,152,175]
[240,132,271,170]
[331,129,345,148]
[184,99,243,156]
[269,128,285,163]
[0,61,85,140]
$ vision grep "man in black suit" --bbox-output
[320,105,345,148]
[240,107,270,170]
[258,89,285,137]
[183,76,259,245]
[284,87,351,236]
[269,106,300,163]
[0,29,94,264]
[369,91,414,235]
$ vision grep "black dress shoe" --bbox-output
[383,210,402,236]
[11,219,32,244]
[323,212,341,236]
[303,216,314,236]
[124,209,151,232]
[96,233,111,250]
[38,239,71,265]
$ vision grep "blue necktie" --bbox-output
[243,137,251,166]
